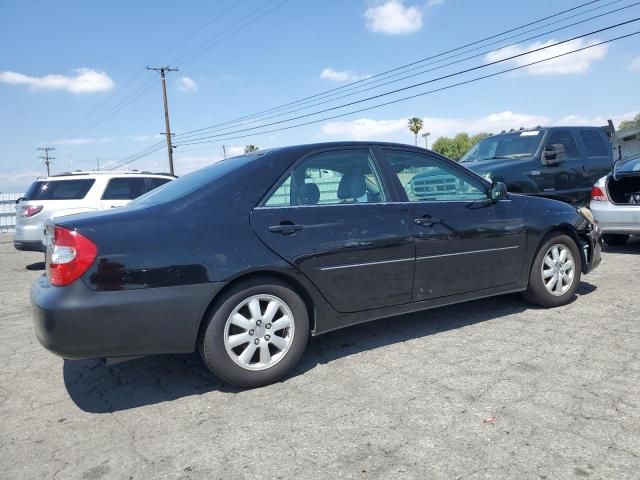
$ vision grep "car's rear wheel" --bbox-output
[199,278,309,388]
[522,234,582,308]
[603,233,629,246]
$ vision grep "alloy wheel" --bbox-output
[541,243,575,296]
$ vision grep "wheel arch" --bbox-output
[195,269,317,350]
[529,224,585,280]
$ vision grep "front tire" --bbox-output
[522,234,582,308]
[200,278,309,388]
[603,233,629,246]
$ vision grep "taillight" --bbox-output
[49,226,97,287]
[21,205,43,217]
[591,185,607,202]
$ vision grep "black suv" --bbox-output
[458,127,612,205]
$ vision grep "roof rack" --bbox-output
[49,170,176,178]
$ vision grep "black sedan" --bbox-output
[31,142,601,387]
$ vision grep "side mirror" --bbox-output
[490,181,508,201]
[542,143,566,165]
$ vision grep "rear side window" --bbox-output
[148,177,172,189]
[546,130,579,158]
[24,179,95,200]
[264,149,386,207]
[579,130,609,157]
[102,178,148,200]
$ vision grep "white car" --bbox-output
[14,171,174,251]
[590,126,640,246]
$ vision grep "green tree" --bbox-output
[244,144,259,153]
[618,113,640,131]
[407,117,424,146]
[431,132,489,160]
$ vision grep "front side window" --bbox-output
[24,179,95,200]
[263,149,386,207]
[102,178,148,200]
[579,130,609,157]
[383,150,487,202]
[546,130,579,158]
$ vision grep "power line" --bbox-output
[173,0,615,139]
[171,30,639,148]
[175,0,638,141]
[169,19,640,145]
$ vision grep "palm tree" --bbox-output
[244,144,259,153]
[407,117,424,146]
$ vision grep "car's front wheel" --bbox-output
[200,278,309,388]
[603,233,629,246]
[522,234,582,308]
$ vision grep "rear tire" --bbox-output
[603,233,629,246]
[522,234,582,308]
[199,278,309,388]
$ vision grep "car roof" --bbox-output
[39,171,176,181]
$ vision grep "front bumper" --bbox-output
[579,223,602,274]
[31,275,223,360]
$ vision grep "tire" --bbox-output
[199,277,309,388]
[603,233,629,246]
[521,234,582,308]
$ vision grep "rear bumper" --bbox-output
[14,240,46,252]
[590,200,640,235]
[31,275,224,360]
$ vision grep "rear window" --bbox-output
[579,130,609,157]
[101,178,149,200]
[24,179,95,200]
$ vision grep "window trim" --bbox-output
[376,147,492,204]
[256,147,394,208]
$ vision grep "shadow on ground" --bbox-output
[64,283,596,413]
[26,261,46,271]
[602,235,640,255]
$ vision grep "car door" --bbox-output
[539,129,584,203]
[577,129,613,190]
[251,147,415,313]
[100,177,150,209]
[378,148,526,301]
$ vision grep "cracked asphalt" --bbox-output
[0,234,639,480]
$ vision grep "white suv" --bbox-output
[14,171,174,251]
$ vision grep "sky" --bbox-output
[1,0,639,191]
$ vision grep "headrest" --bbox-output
[299,182,320,205]
[337,172,366,200]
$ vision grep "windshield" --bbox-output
[132,150,275,206]
[460,131,544,163]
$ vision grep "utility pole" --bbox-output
[96,156,100,171]
[222,145,227,160]
[37,147,55,176]
[421,132,431,149]
[147,66,178,175]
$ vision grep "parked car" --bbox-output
[590,126,640,245]
[14,171,174,252]
[459,126,612,206]
[31,143,601,387]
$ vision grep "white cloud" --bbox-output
[364,1,423,35]
[629,56,640,72]
[226,146,246,156]
[484,38,608,75]
[320,68,370,82]
[128,134,164,142]
[0,68,114,94]
[53,136,116,146]
[176,76,197,92]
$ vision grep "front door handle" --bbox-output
[268,223,304,235]
[414,215,438,227]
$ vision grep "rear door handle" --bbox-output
[268,224,304,234]
[414,215,438,227]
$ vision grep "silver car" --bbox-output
[590,128,640,246]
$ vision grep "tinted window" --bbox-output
[148,177,172,189]
[264,149,386,207]
[384,150,487,202]
[618,158,640,173]
[101,178,148,200]
[24,179,95,200]
[547,130,579,158]
[579,130,609,157]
